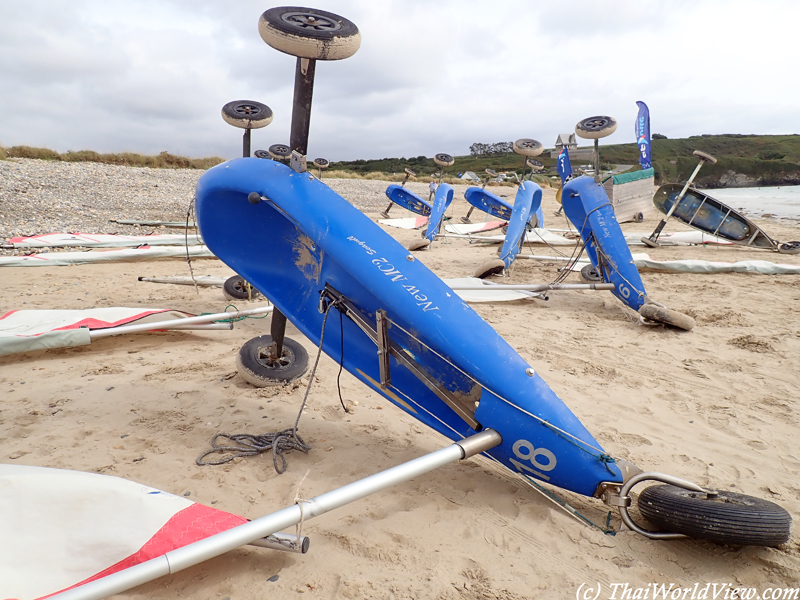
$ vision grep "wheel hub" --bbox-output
[282,12,341,32]
[257,346,295,370]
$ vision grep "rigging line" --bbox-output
[184,197,199,294]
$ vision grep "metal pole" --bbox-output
[270,56,318,359]
[290,57,316,155]
[243,128,251,158]
[593,139,600,183]
[49,430,502,600]
[446,282,614,292]
[88,307,273,339]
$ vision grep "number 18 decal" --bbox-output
[509,439,556,481]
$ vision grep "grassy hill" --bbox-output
[4,134,800,187]
[328,134,800,188]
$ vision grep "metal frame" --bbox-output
[320,284,480,429]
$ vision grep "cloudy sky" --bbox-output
[1,1,798,162]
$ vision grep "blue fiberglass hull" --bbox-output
[465,187,545,228]
[423,184,454,243]
[195,159,621,497]
[562,176,648,311]
[498,182,542,269]
[385,184,432,217]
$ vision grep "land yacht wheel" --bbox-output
[254,149,271,159]
[474,259,505,279]
[638,303,695,331]
[258,7,361,60]
[236,335,309,387]
[778,241,800,254]
[408,239,430,251]
[641,236,660,248]
[221,100,273,129]
[513,138,544,157]
[313,157,329,169]
[434,153,454,167]
[223,276,261,301]
[638,484,791,546]
[269,144,291,160]
[579,264,603,283]
[526,158,544,170]
[575,116,618,139]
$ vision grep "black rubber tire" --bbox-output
[513,138,544,157]
[404,168,416,177]
[778,241,800,255]
[258,7,361,60]
[638,484,792,547]
[434,153,454,167]
[407,239,430,251]
[236,335,309,387]
[460,216,471,224]
[638,303,695,331]
[269,144,291,160]
[580,264,604,283]
[641,236,660,248]
[223,276,260,301]
[254,149,271,159]
[474,259,506,279]
[221,100,273,130]
[634,212,645,223]
[312,157,329,169]
[575,116,618,140]
[692,149,718,165]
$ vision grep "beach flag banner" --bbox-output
[635,101,652,169]
[0,464,249,600]
[556,146,572,184]
[3,233,204,249]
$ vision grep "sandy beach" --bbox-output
[2,174,800,599]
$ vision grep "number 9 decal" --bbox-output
[512,439,556,472]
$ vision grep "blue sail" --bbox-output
[635,101,651,169]
[556,146,572,184]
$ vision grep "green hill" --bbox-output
[329,134,800,188]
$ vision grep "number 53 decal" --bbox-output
[510,439,556,481]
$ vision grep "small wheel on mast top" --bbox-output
[638,303,695,331]
[313,157,329,169]
[407,239,431,251]
[579,264,604,283]
[223,276,261,301]
[221,100,273,130]
[254,149,271,159]
[692,150,718,164]
[434,153,454,167]
[513,139,544,157]
[269,144,291,160]
[236,335,309,387]
[575,116,618,139]
[258,7,361,61]
[638,484,791,547]
[474,259,506,279]
[526,158,544,171]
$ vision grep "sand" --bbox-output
[1,184,799,599]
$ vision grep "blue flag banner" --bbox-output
[635,101,651,169]
[556,147,572,184]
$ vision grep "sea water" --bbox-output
[698,185,800,221]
